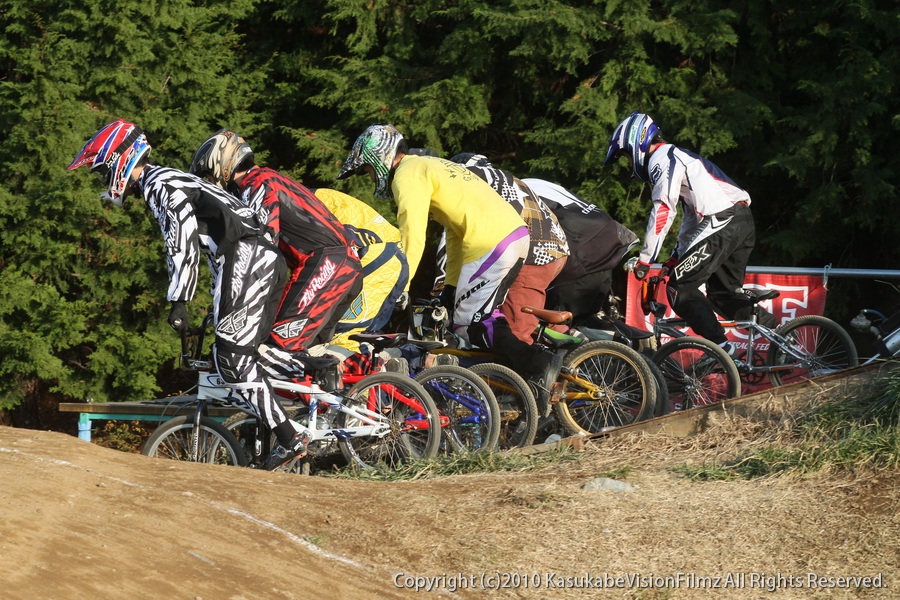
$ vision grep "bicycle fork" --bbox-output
[531,351,567,417]
[190,398,207,462]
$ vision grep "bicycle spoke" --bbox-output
[652,337,740,412]
[767,316,858,387]
[560,342,655,433]
[338,373,440,470]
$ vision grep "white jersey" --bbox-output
[641,144,751,263]
[523,179,595,213]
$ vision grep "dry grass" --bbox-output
[325,372,900,599]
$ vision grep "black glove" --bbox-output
[632,261,652,281]
[661,255,678,277]
[395,291,409,312]
[167,301,188,332]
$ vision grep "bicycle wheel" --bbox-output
[468,363,539,449]
[337,372,441,470]
[766,315,859,387]
[414,365,500,454]
[652,336,741,412]
[142,416,247,466]
[555,340,657,435]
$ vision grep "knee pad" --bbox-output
[667,284,706,312]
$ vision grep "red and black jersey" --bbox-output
[240,167,351,268]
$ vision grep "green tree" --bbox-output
[2,0,897,420]
[0,0,263,415]
[723,0,899,271]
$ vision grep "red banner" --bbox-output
[625,269,828,393]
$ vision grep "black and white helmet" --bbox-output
[449,152,491,168]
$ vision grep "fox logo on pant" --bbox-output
[674,243,711,279]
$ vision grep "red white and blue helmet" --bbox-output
[337,124,404,199]
[604,112,660,182]
[67,119,151,206]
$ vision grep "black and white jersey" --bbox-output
[466,166,568,266]
[138,165,264,303]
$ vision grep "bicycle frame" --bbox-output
[433,380,492,427]
[181,314,432,447]
[643,275,814,375]
[852,307,900,364]
[423,311,610,413]
[275,378,392,441]
[325,372,436,431]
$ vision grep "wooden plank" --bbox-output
[59,399,241,419]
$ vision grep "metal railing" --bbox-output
[744,266,900,281]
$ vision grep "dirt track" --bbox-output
[1,407,897,600]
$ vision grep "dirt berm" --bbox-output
[1,365,897,599]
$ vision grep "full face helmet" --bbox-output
[337,124,404,199]
[449,152,491,168]
[603,112,660,182]
[67,119,151,206]
[189,129,255,191]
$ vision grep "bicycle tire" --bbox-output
[337,372,441,470]
[652,336,741,412]
[766,315,859,387]
[142,415,247,466]
[414,365,501,454]
[468,363,539,449]
[555,340,658,435]
[640,352,670,418]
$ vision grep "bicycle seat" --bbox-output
[520,306,573,326]
[295,353,341,372]
[405,339,448,351]
[348,332,409,351]
[538,327,583,350]
[609,319,655,340]
[742,288,780,304]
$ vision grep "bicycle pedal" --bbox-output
[548,381,565,404]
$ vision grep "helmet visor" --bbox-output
[92,165,112,187]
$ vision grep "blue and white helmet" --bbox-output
[604,112,660,182]
[338,124,404,199]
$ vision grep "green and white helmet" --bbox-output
[338,124,404,199]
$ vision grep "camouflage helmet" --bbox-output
[338,124,404,199]
[190,129,255,190]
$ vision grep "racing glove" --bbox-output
[661,255,678,276]
[167,301,189,332]
[395,291,409,313]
